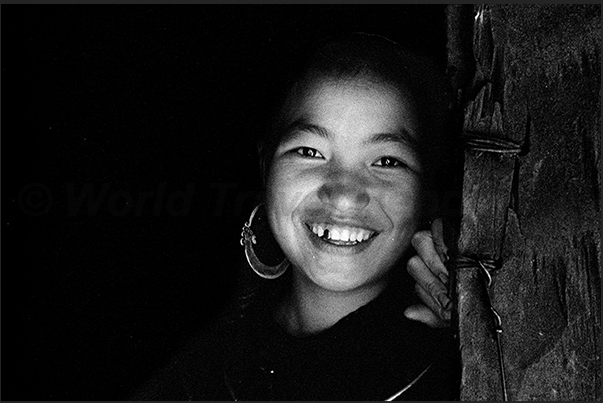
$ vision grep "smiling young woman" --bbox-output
[267,76,426,335]
[132,33,459,401]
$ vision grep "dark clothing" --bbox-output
[132,278,460,401]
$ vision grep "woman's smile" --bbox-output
[304,220,378,252]
[307,223,376,244]
[266,75,425,293]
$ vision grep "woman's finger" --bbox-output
[404,303,449,328]
[407,255,450,311]
[414,283,451,322]
[430,218,449,264]
[411,230,449,285]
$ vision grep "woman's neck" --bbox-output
[276,272,388,336]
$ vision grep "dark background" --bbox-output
[3,6,447,400]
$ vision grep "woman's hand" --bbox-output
[403,218,451,328]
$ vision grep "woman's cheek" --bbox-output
[387,179,423,232]
[275,162,318,204]
[266,163,303,230]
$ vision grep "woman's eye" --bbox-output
[374,156,406,168]
[295,147,324,159]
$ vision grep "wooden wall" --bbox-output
[447,5,600,400]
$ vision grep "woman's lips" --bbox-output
[303,222,379,253]
[305,222,376,244]
[299,207,382,250]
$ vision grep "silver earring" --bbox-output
[240,204,289,279]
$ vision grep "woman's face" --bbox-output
[266,76,425,294]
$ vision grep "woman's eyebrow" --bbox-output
[282,119,418,152]
[366,131,419,152]
[282,119,331,142]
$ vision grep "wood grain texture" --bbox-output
[448,4,600,400]
[456,267,504,401]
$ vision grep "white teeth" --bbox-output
[309,223,374,244]
[312,225,324,237]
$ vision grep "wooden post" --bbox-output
[448,5,600,400]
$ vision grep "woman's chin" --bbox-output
[281,219,405,294]
[293,262,387,294]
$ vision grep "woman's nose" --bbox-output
[317,170,370,212]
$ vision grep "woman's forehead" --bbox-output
[302,74,411,99]
[283,75,419,133]
[289,73,414,107]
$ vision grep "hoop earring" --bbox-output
[240,204,289,279]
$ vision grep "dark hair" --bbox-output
[258,32,453,215]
